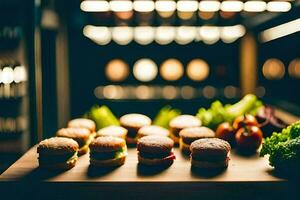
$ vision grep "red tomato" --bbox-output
[216,122,236,146]
[235,126,263,152]
[233,115,259,130]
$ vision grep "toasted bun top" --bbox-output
[68,118,96,132]
[190,138,231,156]
[137,136,174,154]
[37,137,79,154]
[180,127,215,139]
[169,115,201,129]
[138,125,169,138]
[56,128,91,140]
[90,136,126,152]
[97,125,127,138]
[120,114,151,128]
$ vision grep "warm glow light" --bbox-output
[220,1,243,12]
[110,0,133,12]
[244,1,266,12]
[155,0,177,12]
[288,59,300,78]
[187,59,210,81]
[177,0,198,12]
[160,59,184,81]
[262,58,285,80]
[203,85,216,99]
[199,26,220,44]
[267,1,291,12]
[155,26,175,45]
[105,59,129,82]
[224,85,238,99]
[111,26,133,45]
[133,59,158,82]
[133,0,155,12]
[135,85,154,99]
[103,85,124,99]
[198,11,216,20]
[181,86,195,99]
[1,67,15,84]
[134,26,155,45]
[80,1,110,12]
[260,18,300,42]
[199,1,220,12]
[220,25,245,43]
[13,66,27,83]
[175,26,196,45]
[83,25,111,45]
[162,85,178,99]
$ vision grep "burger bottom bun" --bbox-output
[90,156,126,167]
[179,139,191,155]
[138,154,174,166]
[39,157,77,170]
[191,158,229,169]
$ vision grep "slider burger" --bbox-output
[56,127,95,155]
[190,138,231,169]
[96,125,127,140]
[137,125,169,139]
[179,127,215,154]
[89,136,127,167]
[37,137,79,170]
[68,118,96,133]
[169,115,201,144]
[120,113,151,144]
[137,136,175,166]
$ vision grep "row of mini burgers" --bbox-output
[37,115,231,170]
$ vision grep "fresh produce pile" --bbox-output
[153,105,181,129]
[260,121,300,172]
[84,105,119,130]
[196,94,263,130]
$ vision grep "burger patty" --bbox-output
[139,151,172,159]
[90,148,125,160]
[38,152,76,164]
[191,154,229,162]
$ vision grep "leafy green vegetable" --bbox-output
[85,105,119,130]
[196,94,263,130]
[153,105,181,129]
[260,121,300,172]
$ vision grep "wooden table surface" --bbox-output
[0,109,298,200]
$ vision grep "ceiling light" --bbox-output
[199,1,220,12]
[160,59,184,81]
[13,66,27,83]
[260,18,300,42]
[244,1,266,12]
[133,59,158,82]
[155,0,177,12]
[267,1,291,12]
[175,26,196,45]
[105,59,129,82]
[133,0,155,12]
[155,26,175,45]
[187,59,210,81]
[177,0,198,12]
[80,1,110,12]
[262,58,285,80]
[110,0,133,12]
[134,26,155,45]
[83,25,111,45]
[220,24,246,43]
[288,59,300,78]
[199,26,220,44]
[220,1,243,12]
[112,26,133,45]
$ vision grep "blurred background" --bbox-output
[0,0,300,171]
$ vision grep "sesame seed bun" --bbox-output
[68,118,96,132]
[37,137,79,155]
[179,127,215,145]
[97,125,127,140]
[137,125,169,139]
[90,136,126,152]
[169,115,201,130]
[190,138,231,157]
[137,136,174,154]
[120,114,151,129]
[56,128,91,141]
